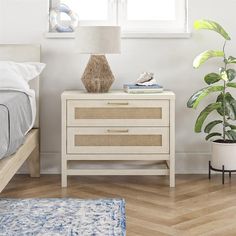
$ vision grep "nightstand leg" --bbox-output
[61,96,68,188]
[170,164,175,187]
[61,159,67,187]
[169,99,175,188]
[61,174,67,187]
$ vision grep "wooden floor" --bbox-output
[1,174,236,235]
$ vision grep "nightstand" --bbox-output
[61,90,175,187]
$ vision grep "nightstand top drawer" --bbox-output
[67,99,170,126]
[62,90,175,100]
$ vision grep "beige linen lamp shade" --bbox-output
[75,26,121,54]
[75,26,121,93]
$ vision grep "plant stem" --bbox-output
[222,40,227,141]
[223,81,226,141]
[223,40,227,54]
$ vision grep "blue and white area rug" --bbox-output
[0,198,126,236]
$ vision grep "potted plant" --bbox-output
[187,19,236,171]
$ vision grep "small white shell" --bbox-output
[136,72,157,86]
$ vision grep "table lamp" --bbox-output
[75,26,121,93]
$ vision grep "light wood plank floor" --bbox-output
[1,175,236,235]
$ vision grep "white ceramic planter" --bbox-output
[211,141,236,170]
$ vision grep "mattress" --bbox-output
[0,91,32,160]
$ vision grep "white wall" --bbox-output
[1,0,236,173]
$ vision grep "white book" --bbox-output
[124,84,164,94]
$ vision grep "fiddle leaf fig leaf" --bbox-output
[225,92,235,101]
[221,93,236,120]
[204,120,222,133]
[229,130,236,140]
[227,69,236,81]
[216,93,224,116]
[226,130,236,140]
[226,131,232,140]
[217,93,236,118]
[193,50,224,69]
[194,19,231,40]
[227,82,236,88]
[204,73,221,85]
[225,122,236,130]
[195,103,222,133]
[205,132,222,141]
[227,56,236,64]
[225,100,236,120]
[220,68,228,81]
[187,86,224,109]
[219,67,225,74]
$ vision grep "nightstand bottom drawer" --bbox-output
[67,127,169,154]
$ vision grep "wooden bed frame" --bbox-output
[0,44,41,193]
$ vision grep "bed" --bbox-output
[0,44,41,193]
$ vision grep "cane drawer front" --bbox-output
[67,127,169,154]
[67,100,169,127]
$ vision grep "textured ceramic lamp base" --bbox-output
[81,55,115,93]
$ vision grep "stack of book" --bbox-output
[123,84,164,94]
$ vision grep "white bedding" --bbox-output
[0,61,45,132]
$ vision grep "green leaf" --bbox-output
[187,86,224,109]
[194,19,231,40]
[226,130,236,140]
[219,67,225,74]
[204,120,222,133]
[227,82,236,88]
[227,69,236,81]
[193,50,224,69]
[224,93,236,120]
[226,98,236,120]
[204,73,221,85]
[216,93,224,115]
[205,132,222,141]
[219,68,228,82]
[195,102,222,133]
[227,56,236,64]
[216,93,236,117]
[226,131,232,140]
[218,68,235,82]
[225,100,236,120]
[226,122,236,130]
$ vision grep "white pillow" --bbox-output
[0,61,46,91]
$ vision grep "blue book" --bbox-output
[123,84,163,93]
[124,84,163,89]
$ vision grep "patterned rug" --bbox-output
[0,198,126,236]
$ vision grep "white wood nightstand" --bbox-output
[61,90,175,187]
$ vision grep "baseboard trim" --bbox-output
[176,152,210,174]
[19,152,211,174]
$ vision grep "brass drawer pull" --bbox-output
[107,129,129,133]
[107,102,129,106]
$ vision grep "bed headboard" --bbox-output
[0,44,41,128]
